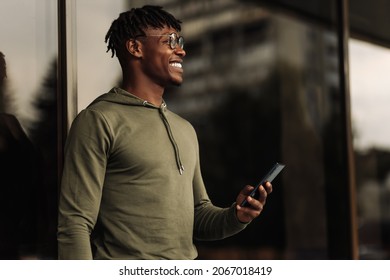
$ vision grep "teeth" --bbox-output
[170,62,182,68]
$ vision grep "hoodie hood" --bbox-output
[89,87,159,108]
[89,87,184,175]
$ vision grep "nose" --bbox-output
[174,47,186,57]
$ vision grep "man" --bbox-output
[58,5,272,260]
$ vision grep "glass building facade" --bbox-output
[1,0,389,260]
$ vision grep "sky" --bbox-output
[349,39,390,151]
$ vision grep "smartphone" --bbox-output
[240,162,285,207]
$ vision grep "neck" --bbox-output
[121,72,165,107]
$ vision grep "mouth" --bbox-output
[169,62,183,69]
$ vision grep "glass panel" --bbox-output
[0,0,58,259]
[159,1,342,259]
[72,0,346,259]
[174,5,342,259]
[349,39,390,259]
[75,0,127,111]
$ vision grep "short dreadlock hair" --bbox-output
[105,5,182,58]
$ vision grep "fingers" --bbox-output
[241,185,254,195]
[236,196,264,222]
[241,182,271,197]
[236,182,273,223]
[256,183,270,203]
[264,181,273,194]
[242,196,264,211]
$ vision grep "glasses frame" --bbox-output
[135,33,184,50]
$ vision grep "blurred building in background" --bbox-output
[1,0,389,259]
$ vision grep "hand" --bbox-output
[235,181,272,223]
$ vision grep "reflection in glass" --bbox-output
[75,0,126,111]
[0,0,57,259]
[350,39,390,259]
[163,2,342,259]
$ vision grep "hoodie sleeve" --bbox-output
[192,138,248,241]
[58,109,112,260]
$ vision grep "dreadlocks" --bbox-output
[105,5,182,58]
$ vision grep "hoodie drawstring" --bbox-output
[159,103,185,175]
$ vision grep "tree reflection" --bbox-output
[27,59,59,259]
[0,52,42,259]
[0,52,58,259]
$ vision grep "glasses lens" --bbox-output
[178,36,184,49]
[168,34,176,49]
[168,33,184,50]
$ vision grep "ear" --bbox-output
[126,39,143,58]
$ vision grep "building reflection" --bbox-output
[349,40,390,259]
[355,149,390,259]
[160,1,341,259]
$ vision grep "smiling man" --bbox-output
[57,5,272,260]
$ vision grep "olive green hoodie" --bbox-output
[58,87,247,259]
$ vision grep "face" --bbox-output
[138,26,186,87]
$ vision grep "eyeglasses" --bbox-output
[136,33,184,50]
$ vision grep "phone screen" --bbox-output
[240,162,285,207]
